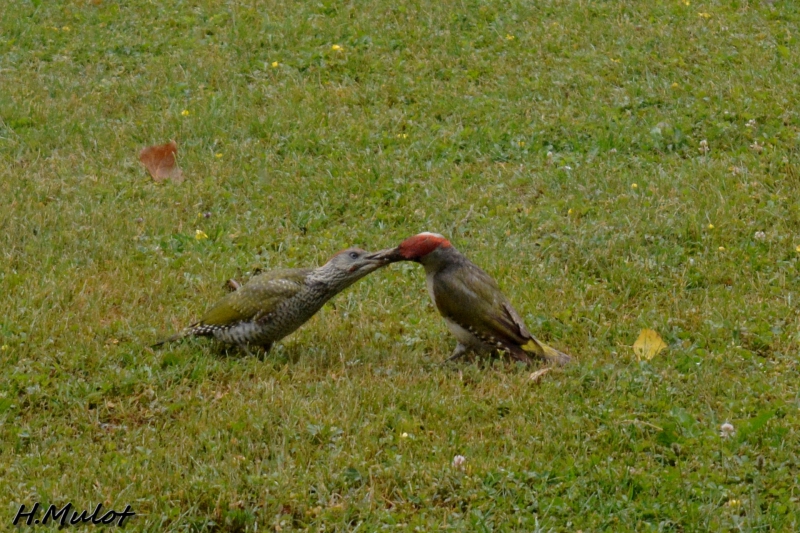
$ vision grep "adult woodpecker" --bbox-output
[373,232,571,365]
[153,247,390,352]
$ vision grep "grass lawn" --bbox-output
[2,0,799,530]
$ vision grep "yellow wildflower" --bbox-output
[181,109,190,116]
[698,12,711,18]
[795,245,800,253]
[331,44,342,51]
[195,230,209,240]
[215,153,223,158]
[505,34,515,40]
[631,183,638,189]
[271,61,279,68]
[671,82,679,88]
[708,223,714,230]
[718,246,725,251]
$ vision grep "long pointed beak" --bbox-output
[347,250,393,273]
[365,246,403,263]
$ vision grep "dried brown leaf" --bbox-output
[139,141,183,183]
[528,367,551,384]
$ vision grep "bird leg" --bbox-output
[257,343,273,361]
[236,342,255,358]
[235,342,273,360]
[444,343,469,363]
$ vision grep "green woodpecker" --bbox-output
[154,248,389,352]
[374,232,571,365]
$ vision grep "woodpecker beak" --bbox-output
[365,246,403,263]
[346,250,393,273]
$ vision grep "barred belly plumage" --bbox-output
[210,289,327,346]
[213,321,270,345]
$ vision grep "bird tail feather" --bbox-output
[151,327,194,348]
[522,338,572,366]
[540,343,572,366]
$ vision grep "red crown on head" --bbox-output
[398,232,451,259]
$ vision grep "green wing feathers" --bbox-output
[152,268,310,348]
[200,268,310,326]
[433,264,528,346]
[434,263,571,365]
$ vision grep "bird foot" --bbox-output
[442,344,469,364]
[234,342,272,360]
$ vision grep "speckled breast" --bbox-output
[212,287,329,346]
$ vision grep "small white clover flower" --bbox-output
[746,119,756,128]
[754,231,766,241]
[452,455,466,470]
[720,422,735,438]
[699,139,709,154]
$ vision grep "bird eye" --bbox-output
[349,251,359,259]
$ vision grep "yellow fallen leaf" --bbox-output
[633,329,667,361]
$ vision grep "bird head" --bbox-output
[368,232,452,263]
[328,247,393,274]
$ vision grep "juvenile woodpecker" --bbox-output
[374,232,571,365]
[154,247,389,352]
